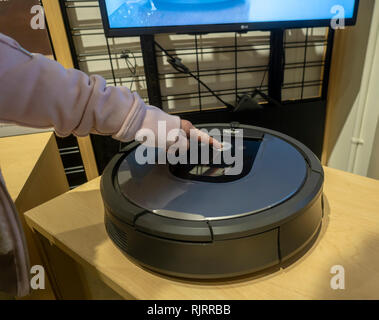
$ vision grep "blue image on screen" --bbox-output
[105,0,356,29]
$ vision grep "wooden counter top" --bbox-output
[0,132,54,200]
[24,166,379,299]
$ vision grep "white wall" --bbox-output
[368,121,379,179]
[352,2,379,178]
[326,0,378,176]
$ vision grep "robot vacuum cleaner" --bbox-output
[101,123,324,279]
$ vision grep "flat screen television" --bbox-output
[99,0,360,37]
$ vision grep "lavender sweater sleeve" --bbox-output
[0,33,180,141]
[0,32,181,297]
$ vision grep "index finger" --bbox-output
[194,128,223,149]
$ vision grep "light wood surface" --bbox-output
[322,27,352,166]
[0,132,70,299]
[0,132,50,199]
[42,0,99,181]
[76,136,99,181]
[24,166,379,299]
[0,132,63,200]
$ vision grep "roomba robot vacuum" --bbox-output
[101,123,324,279]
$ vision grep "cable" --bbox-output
[236,64,267,104]
[251,39,284,109]
[251,89,282,108]
[105,37,117,86]
[154,41,235,110]
[259,68,267,91]
[120,49,137,90]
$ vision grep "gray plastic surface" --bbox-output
[117,133,307,221]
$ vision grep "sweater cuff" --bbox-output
[137,105,181,148]
[112,97,181,146]
[112,92,147,142]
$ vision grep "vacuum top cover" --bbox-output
[117,130,308,221]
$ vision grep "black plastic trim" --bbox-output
[105,212,280,279]
[134,213,212,243]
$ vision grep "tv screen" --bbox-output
[99,0,360,37]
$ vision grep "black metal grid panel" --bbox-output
[154,32,270,113]
[76,35,147,93]
[60,1,330,111]
[63,0,149,101]
[282,27,330,101]
[55,135,87,189]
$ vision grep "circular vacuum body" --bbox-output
[101,123,324,279]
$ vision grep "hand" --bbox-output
[180,119,222,149]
